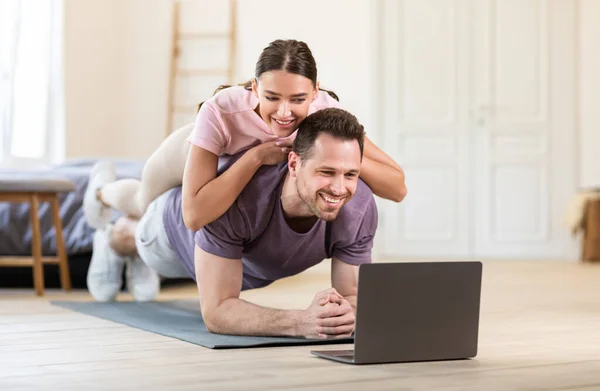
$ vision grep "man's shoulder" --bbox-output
[224,163,287,234]
[235,163,287,207]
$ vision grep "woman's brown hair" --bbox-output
[197,39,338,112]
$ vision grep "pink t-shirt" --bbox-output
[188,86,341,156]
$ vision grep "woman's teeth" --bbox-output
[275,119,293,125]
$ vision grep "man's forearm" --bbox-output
[203,297,305,337]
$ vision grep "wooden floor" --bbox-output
[2,260,600,391]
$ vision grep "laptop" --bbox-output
[311,261,482,365]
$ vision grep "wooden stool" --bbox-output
[0,177,76,296]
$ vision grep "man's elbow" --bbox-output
[201,308,222,334]
[204,319,220,334]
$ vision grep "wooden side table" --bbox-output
[0,177,76,296]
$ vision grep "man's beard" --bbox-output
[295,175,344,222]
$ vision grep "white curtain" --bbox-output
[0,0,64,168]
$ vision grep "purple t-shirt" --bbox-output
[163,160,378,290]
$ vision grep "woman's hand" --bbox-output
[252,139,292,166]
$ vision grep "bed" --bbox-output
[0,159,145,288]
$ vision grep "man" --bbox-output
[88,108,378,339]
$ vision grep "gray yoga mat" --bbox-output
[52,300,354,349]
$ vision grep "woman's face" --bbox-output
[252,70,319,138]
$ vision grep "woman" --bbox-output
[84,39,406,231]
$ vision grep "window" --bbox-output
[0,0,64,168]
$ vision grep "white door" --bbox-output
[472,0,577,259]
[378,0,577,260]
[379,0,472,258]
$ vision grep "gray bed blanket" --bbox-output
[0,159,144,256]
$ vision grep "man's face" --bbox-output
[291,133,362,221]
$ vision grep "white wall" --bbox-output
[63,0,377,160]
[121,0,173,159]
[63,0,172,160]
[63,0,597,193]
[235,0,376,142]
[579,0,600,190]
[64,0,127,159]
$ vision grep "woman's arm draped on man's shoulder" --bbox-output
[182,101,288,231]
[182,101,259,231]
[358,136,407,202]
[182,145,263,231]
[320,93,406,203]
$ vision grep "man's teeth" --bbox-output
[275,119,293,125]
[323,195,340,204]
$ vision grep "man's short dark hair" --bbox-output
[292,108,365,161]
